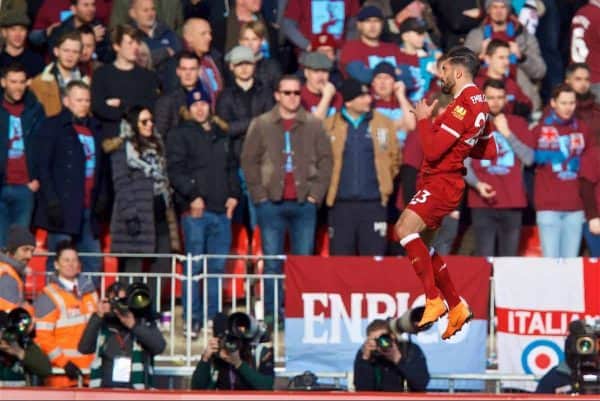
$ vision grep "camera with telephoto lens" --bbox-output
[566,320,600,394]
[0,308,32,349]
[109,282,152,317]
[370,307,424,361]
[388,306,425,336]
[213,312,268,354]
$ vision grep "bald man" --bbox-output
[110,0,184,34]
[181,18,223,108]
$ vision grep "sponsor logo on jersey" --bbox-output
[470,94,486,104]
[452,105,467,120]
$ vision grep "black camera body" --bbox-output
[566,320,600,394]
[213,312,268,355]
[108,282,152,318]
[0,308,32,365]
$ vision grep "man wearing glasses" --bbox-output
[241,75,332,326]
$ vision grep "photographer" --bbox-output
[78,282,166,389]
[0,308,51,386]
[191,312,274,390]
[536,320,598,394]
[354,317,429,392]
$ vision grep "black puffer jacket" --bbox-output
[166,119,241,213]
[216,80,275,158]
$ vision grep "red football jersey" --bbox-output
[571,1,600,83]
[420,83,492,176]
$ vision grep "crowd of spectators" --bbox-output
[0,0,598,354]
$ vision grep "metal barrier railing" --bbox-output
[29,252,286,365]
[30,252,535,393]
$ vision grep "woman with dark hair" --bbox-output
[104,106,180,305]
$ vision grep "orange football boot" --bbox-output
[442,301,473,340]
[417,296,448,329]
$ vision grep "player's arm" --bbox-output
[417,118,460,162]
[469,119,498,160]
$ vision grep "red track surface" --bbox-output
[0,389,596,400]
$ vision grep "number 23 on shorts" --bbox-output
[410,189,432,205]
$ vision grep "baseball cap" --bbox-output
[225,45,257,65]
[357,5,384,22]
[399,17,427,35]
[300,52,333,71]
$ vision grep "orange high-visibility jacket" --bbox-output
[34,276,98,388]
[0,260,24,311]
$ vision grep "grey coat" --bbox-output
[107,138,180,254]
[110,146,157,254]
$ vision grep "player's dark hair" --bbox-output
[485,38,510,56]
[441,46,480,78]
[483,78,506,91]
[565,62,590,78]
[551,83,575,100]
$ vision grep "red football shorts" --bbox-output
[406,174,465,229]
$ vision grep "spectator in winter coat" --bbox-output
[154,51,201,138]
[30,30,89,117]
[103,106,180,305]
[33,81,109,283]
[0,63,44,246]
[324,78,399,256]
[167,85,241,339]
[241,75,332,324]
[428,0,483,50]
[216,45,274,230]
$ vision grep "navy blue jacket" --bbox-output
[33,110,109,236]
[336,110,380,202]
[0,90,44,185]
[353,340,430,392]
[536,363,573,394]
